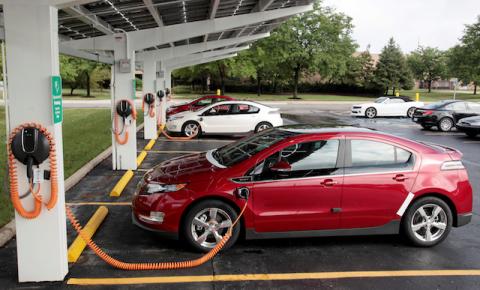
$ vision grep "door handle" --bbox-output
[321,179,338,186]
[393,174,409,182]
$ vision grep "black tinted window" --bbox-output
[347,140,414,174]
[251,140,341,180]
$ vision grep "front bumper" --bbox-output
[165,121,181,133]
[351,107,364,116]
[456,123,480,133]
[455,213,472,227]
[132,212,178,239]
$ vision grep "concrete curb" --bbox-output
[0,123,145,247]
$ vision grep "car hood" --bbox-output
[148,152,218,183]
[459,116,480,124]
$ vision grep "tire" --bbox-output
[466,131,478,138]
[402,196,452,247]
[183,200,241,252]
[181,121,201,138]
[365,107,377,119]
[255,121,273,133]
[438,117,454,132]
[407,107,416,118]
[421,124,432,130]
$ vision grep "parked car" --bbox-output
[351,96,424,118]
[413,100,480,132]
[165,100,283,137]
[166,95,234,117]
[132,126,472,251]
[456,116,480,138]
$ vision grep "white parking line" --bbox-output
[157,138,233,143]
[463,160,480,168]
[424,132,465,136]
[463,140,480,144]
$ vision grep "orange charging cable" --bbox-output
[8,123,58,219]
[114,99,137,145]
[66,200,248,270]
[157,125,197,141]
[142,98,155,118]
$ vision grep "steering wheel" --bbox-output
[281,143,299,158]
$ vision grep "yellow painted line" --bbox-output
[144,139,156,151]
[67,206,108,263]
[136,150,148,166]
[110,170,134,197]
[66,202,131,206]
[147,150,201,154]
[67,269,480,286]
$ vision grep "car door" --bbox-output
[383,98,405,116]
[198,104,232,133]
[341,139,419,229]
[229,104,261,133]
[251,138,344,232]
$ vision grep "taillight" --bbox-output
[441,160,465,171]
[423,110,433,116]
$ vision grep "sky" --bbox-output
[322,0,480,54]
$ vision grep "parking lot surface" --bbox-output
[1,111,479,289]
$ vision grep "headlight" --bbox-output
[168,116,184,121]
[145,183,187,194]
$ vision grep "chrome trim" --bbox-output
[206,149,227,169]
[232,170,416,184]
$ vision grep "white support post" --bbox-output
[141,55,157,140]
[3,1,68,282]
[111,32,137,170]
[156,62,167,126]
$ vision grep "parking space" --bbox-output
[1,112,479,289]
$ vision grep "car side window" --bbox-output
[445,102,467,111]
[388,99,404,104]
[205,104,231,116]
[249,140,341,181]
[196,99,212,106]
[346,140,414,174]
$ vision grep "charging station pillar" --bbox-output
[3,1,68,282]
[112,32,137,170]
[141,55,157,139]
[156,61,167,126]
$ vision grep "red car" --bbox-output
[132,126,472,251]
[166,95,234,117]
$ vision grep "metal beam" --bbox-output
[143,0,174,47]
[63,5,114,35]
[136,33,268,61]
[163,46,249,67]
[61,4,313,51]
[60,45,113,64]
[252,0,276,12]
[203,0,220,42]
[168,53,238,70]
[50,0,99,9]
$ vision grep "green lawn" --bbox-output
[0,108,144,227]
[62,88,111,100]
[174,89,480,102]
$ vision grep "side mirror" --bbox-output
[270,160,291,172]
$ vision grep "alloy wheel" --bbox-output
[184,123,199,137]
[411,204,447,242]
[439,118,453,131]
[407,107,416,118]
[191,207,232,249]
[365,108,376,118]
[257,124,272,132]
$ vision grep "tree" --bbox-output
[268,2,357,98]
[338,50,376,88]
[407,46,447,93]
[374,38,413,95]
[60,55,100,97]
[447,16,480,95]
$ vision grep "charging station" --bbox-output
[0,0,313,283]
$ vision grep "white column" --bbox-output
[164,67,172,124]
[155,61,167,126]
[3,1,68,282]
[111,32,137,170]
[141,55,157,139]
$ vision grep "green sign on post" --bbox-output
[51,76,63,124]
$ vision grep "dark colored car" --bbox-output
[132,126,472,252]
[166,95,234,117]
[412,100,480,131]
[456,116,480,138]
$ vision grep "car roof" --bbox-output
[205,100,271,108]
[279,124,375,134]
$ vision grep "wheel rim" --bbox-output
[411,204,447,242]
[440,119,452,131]
[257,124,271,132]
[184,123,199,137]
[191,207,232,249]
[366,108,376,118]
[408,108,415,118]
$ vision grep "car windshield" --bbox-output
[213,129,298,167]
[375,97,388,103]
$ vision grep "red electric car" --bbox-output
[166,95,234,117]
[132,126,472,251]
